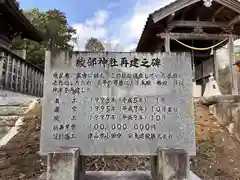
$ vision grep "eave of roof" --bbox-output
[151,0,200,23]
[0,0,44,42]
[136,16,153,52]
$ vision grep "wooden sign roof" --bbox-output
[136,0,240,52]
[0,0,44,42]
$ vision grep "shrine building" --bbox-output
[136,0,240,95]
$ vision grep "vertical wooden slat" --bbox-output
[30,67,33,94]
[0,51,4,88]
[31,69,35,95]
[36,71,39,96]
[38,72,41,96]
[28,67,31,94]
[23,64,26,93]
[4,54,10,89]
[20,62,25,93]
[11,57,16,90]
[25,65,28,93]
[15,60,20,91]
[40,74,43,96]
[38,73,41,96]
[213,49,219,83]
[35,70,39,96]
[32,69,35,95]
[34,70,38,96]
[31,68,34,95]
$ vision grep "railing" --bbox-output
[0,46,44,97]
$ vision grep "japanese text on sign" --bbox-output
[40,51,195,156]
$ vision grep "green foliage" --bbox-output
[13,0,20,10]
[85,38,104,52]
[12,8,76,69]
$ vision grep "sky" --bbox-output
[19,0,174,51]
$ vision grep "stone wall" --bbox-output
[208,95,240,141]
[0,89,38,139]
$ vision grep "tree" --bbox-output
[85,38,104,52]
[12,8,76,69]
[13,0,20,10]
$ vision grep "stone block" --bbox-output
[47,148,85,180]
[227,123,235,134]
[212,103,230,125]
[234,108,240,142]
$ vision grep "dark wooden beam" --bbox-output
[213,5,225,18]
[181,6,192,20]
[167,13,175,23]
[169,20,229,28]
[228,15,240,26]
[216,0,240,14]
[166,13,175,30]
[157,32,239,40]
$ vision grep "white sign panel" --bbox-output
[40,51,195,155]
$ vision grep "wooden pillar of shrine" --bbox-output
[164,29,171,53]
[229,35,238,95]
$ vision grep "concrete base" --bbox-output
[41,171,201,180]
[47,148,85,180]
[45,148,200,180]
[86,171,201,180]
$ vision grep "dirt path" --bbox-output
[191,102,240,180]
[1,102,240,179]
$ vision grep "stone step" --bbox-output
[0,98,36,107]
[0,106,29,116]
[0,89,38,106]
[0,115,19,122]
